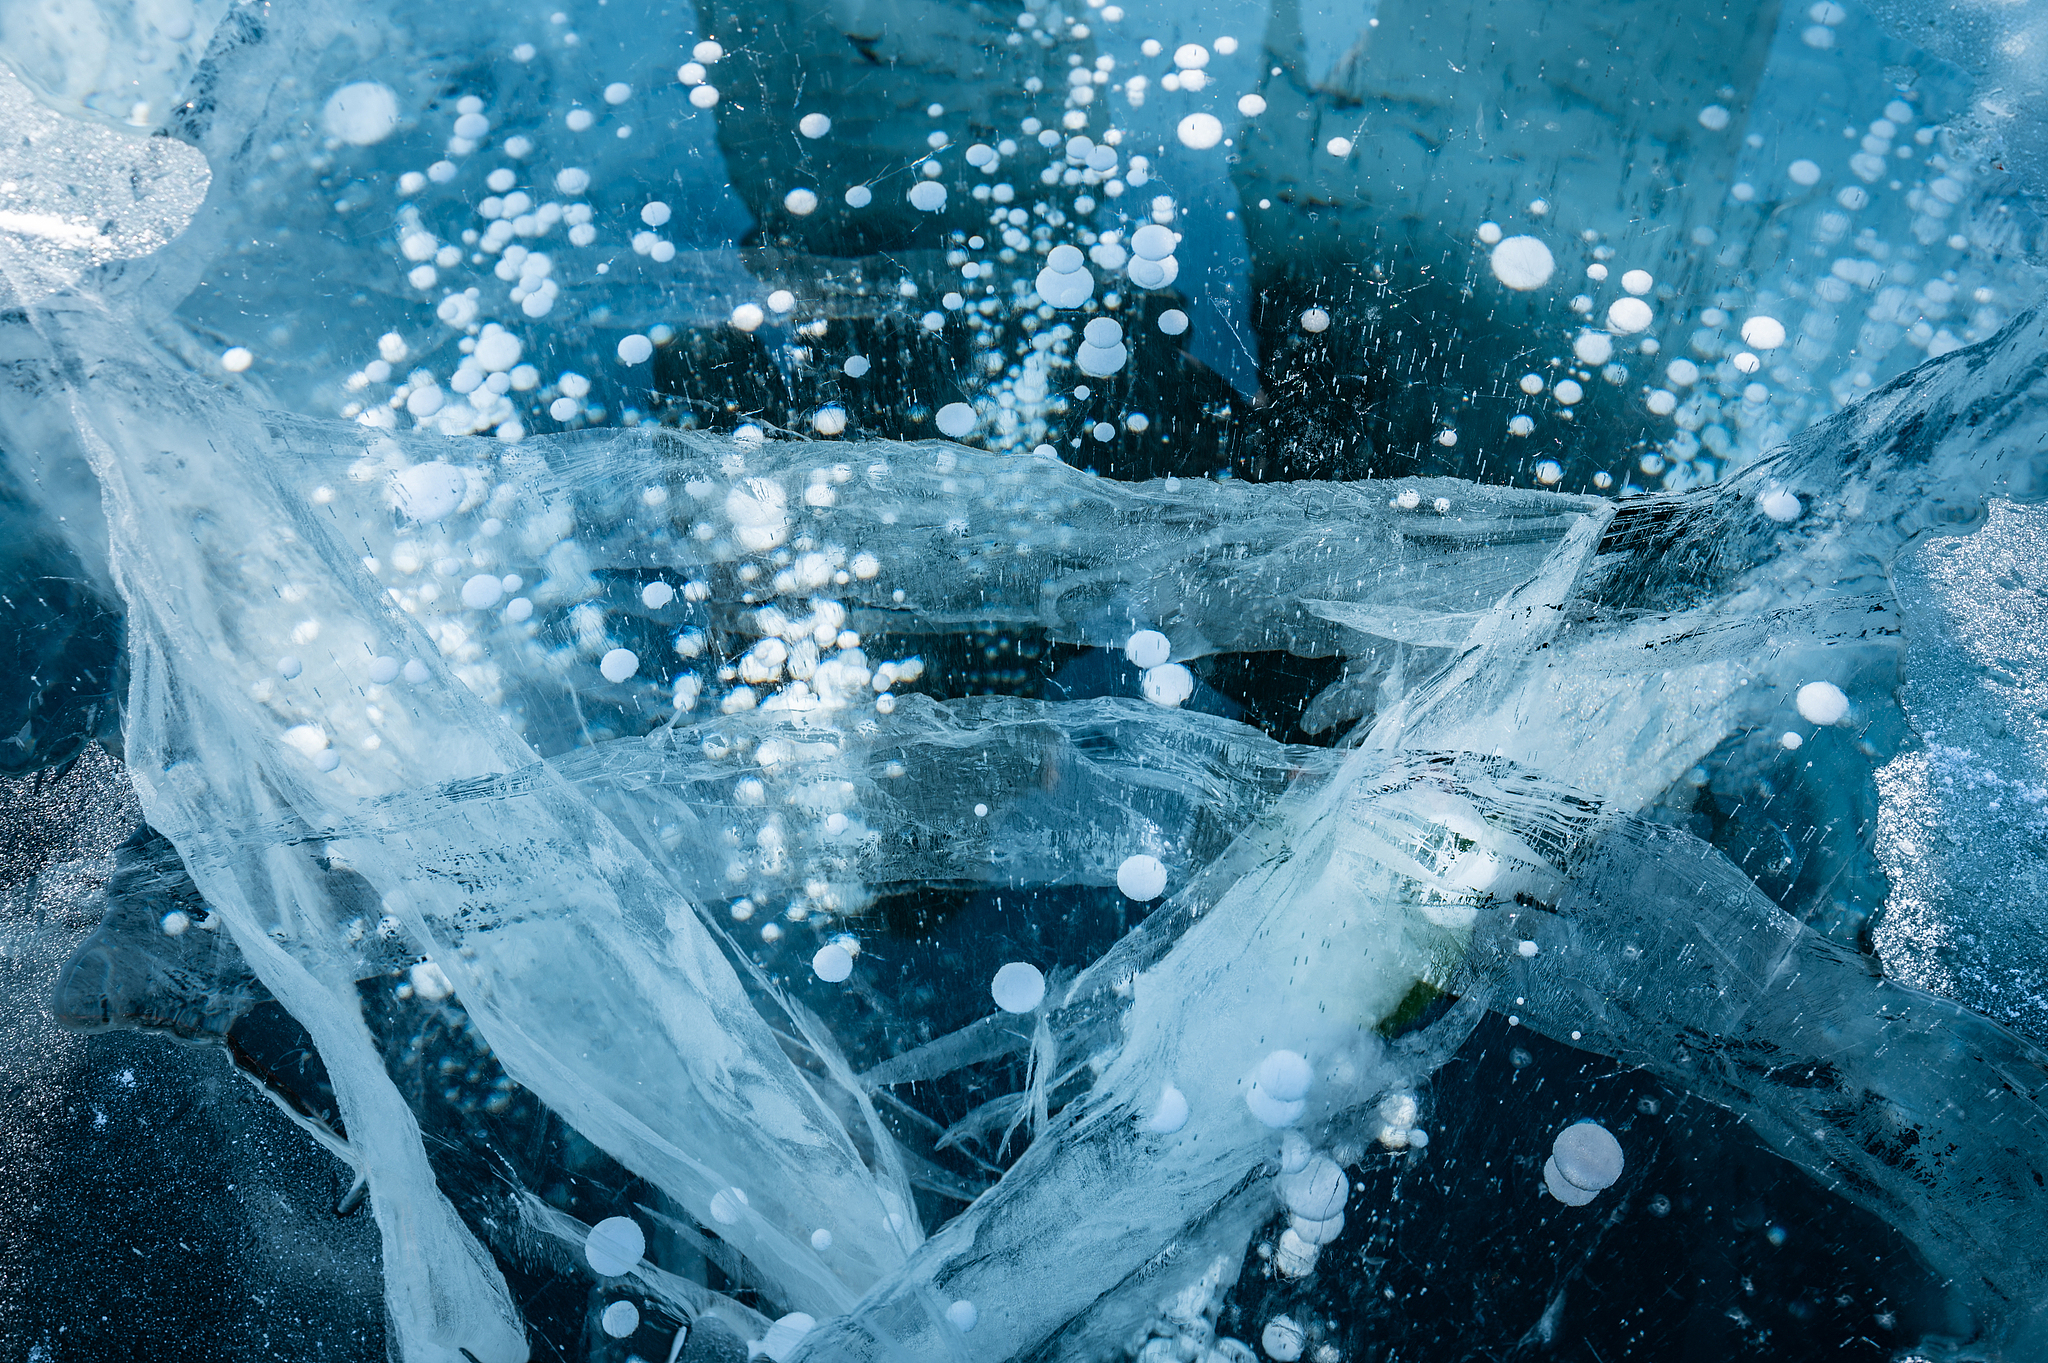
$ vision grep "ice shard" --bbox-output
[5,0,2048,1359]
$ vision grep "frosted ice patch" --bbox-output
[323,83,401,145]
[585,1216,645,1275]
[392,462,466,521]
[991,961,1046,1013]
[1796,680,1849,725]
[1117,853,1168,901]
[1489,236,1554,290]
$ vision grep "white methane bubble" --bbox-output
[1176,113,1224,149]
[322,82,401,145]
[936,402,977,438]
[1157,308,1189,336]
[799,112,832,138]
[1489,235,1554,290]
[1117,853,1168,901]
[1606,297,1654,332]
[584,1216,646,1276]
[1741,315,1787,350]
[812,942,854,982]
[600,1301,640,1338]
[908,180,947,211]
[1141,662,1194,707]
[1545,1122,1624,1206]
[1142,1084,1190,1133]
[1123,629,1171,668]
[391,461,466,521]
[991,961,1046,1013]
[599,648,640,683]
[1796,680,1850,725]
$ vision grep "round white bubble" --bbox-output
[909,181,947,211]
[1544,1156,1600,1206]
[392,462,466,522]
[936,402,977,438]
[1141,663,1194,707]
[1258,1049,1312,1101]
[1130,224,1176,261]
[461,574,504,610]
[1607,297,1654,333]
[585,1216,645,1275]
[641,581,675,608]
[1262,1315,1305,1362]
[1035,263,1094,308]
[601,1300,641,1338]
[1142,1083,1189,1133]
[368,656,401,684]
[1796,680,1850,725]
[845,185,873,207]
[1621,269,1654,295]
[1124,629,1170,668]
[1176,113,1224,150]
[618,334,654,365]
[1740,315,1787,350]
[800,112,832,138]
[1280,1155,1347,1220]
[1573,331,1614,366]
[1489,236,1555,290]
[323,83,401,145]
[1759,488,1803,522]
[1117,853,1168,901]
[812,943,854,982]
[1300,307,1330,333]
[946,1300,979,1333]
[1157,308,1190,336]
[1552,1121,1624,1191]
[600,648,640,683]
[991,961,1046,1013]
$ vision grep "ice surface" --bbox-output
[5,0,2048,1358]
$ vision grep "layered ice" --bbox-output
[5,0,2048,1359]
